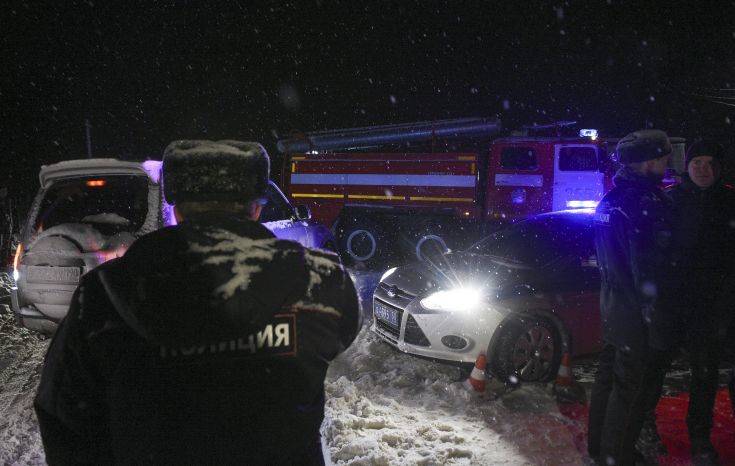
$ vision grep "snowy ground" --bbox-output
[0,272,48,465]
[0,269,730,465]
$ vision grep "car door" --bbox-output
[546,222,602,355]
[260,182,308,244]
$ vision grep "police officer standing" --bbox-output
[35,140,361,465]
[587,130,679,465]
[667,141,735,464]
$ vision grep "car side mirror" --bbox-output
[295,204,311,221]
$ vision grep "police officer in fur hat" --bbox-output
[35,140,361,465]
[588,130,681,465]
[667,140,735,464]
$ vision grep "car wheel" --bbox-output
[491,315,561,383]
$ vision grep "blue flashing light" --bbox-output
[566,200,598,209]
[579,129,598,140]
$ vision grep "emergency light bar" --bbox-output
[566,200,598,208]
[579,129,598,140]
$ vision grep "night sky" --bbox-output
[3,1,735,200]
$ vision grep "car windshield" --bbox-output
[260,184,294,223]
[467,217,591,267]
[30,175,150,237]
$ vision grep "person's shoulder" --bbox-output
[717,182,735,207]
[294,247,351,313]
[128,225,183,252]
[720,182,735,195]
[303,247,346,279]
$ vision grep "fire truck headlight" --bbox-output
[420,288,483,313]
[566,200,598,209]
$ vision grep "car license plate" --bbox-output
[26,266,81,285]
[374,301,400,328]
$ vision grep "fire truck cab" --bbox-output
[279,119,617,267]
[487,133,613,220]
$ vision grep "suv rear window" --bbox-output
[559,146,598,171]
[32,175,150,236]
[500,147,537,170]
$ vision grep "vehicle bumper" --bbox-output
[11,287,59,334]
[371,287,507,364]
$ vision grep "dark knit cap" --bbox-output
[616,129,672,164]
[162,140,270,205]
[685,141,724,167]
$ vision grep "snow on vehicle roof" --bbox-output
[39,159,155,188]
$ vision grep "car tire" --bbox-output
[490,315,561,384]
[337,217,388,268]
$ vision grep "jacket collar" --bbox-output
[678,174,723,195]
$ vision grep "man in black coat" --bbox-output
[587,130,679,465]
[667,141,735,464]
[34,140,361,465]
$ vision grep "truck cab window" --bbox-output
[559,147,598,171]
[501,147,537,170]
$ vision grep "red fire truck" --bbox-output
[278,118,618,266]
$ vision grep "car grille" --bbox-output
[404,314,431,347]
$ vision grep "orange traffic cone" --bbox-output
[464,353,487,393]
[555,353,574,386]
[552,352,586,403]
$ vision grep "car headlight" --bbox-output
[380,267,397,282]
[420,287,483,312]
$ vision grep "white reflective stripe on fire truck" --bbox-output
[290,173,476,187]
[494,174,543,187]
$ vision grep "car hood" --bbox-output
[381,252,539,299]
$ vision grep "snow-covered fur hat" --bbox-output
[616,129,672,164]
[685,141,724,167]
[162,140,270,205]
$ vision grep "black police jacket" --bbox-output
[34,214,361,465]
[667,176,735,334]
[594,167,679,352]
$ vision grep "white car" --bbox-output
[371,210,602,383]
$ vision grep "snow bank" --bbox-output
[322,328,586,465]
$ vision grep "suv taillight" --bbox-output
[12,243,23,282]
